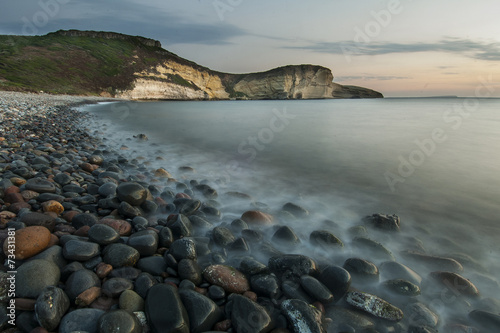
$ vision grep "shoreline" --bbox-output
[0,91,498,332]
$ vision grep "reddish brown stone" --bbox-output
[95,263,113,279]
[74,225,90,237]
[21,190,39,201]
[62,210,79,222]
[154,197,167,206]
[81,163,98,173]
[99,219,132,236]
[203,265,250,294]
[194,287,208,296]
[14,298,36,311]
[42,200,64,215]
[243,291,258,302]
[3,226,51,260]
[241,211,274,226]
[76,287,102,307]
[89,296,117,311]
[48,234,59,247]
[214,319,232,331]
[175,193,191,199]
[7,202,31,214]
[55,224,76,234]
[5,192,24,204]
[5,186,20,195]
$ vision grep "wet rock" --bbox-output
[19,212,56,231]
[75,286,101,307]
[345,291,403,321]
[429,271,480,298]
[250,274,281,299]
[281,280,314,304]
[134,272,158,299]
[325,306,375,331]
[469,309,500,331]
[300,275,334,303]
[208,285,226,300]
[34,286,70,331]
[71,213,98,229]
[103,243,140,268]
[116,182,147,206]
[379,261,422,286]
[178,259,203,285]
[309,230,344,250]
[239,257,269,276]
[119,290,144,313]
[146,284,190,333]
[351,237,395,261]
[119,201,142,218]
[98,183,117,197]
[363,213,401,231]
[203,265,250,294]
[343,258,379,283]
[137,256,166,276]
[4,226,51,260]
[401,250,464,273]
[227,294,274,333]
[99,218,132,236]
[127,229,159,256]
[281,299,326,333]
[282,202,309,218]
[169,238,197,261]
[179,289,223,333]
[58,308,105,333]
[212,226,236,247]
[272,226,301,246]
[16,259,61,298]
[65,269,101,301]
[98,309,142,333]
[382,279,421,296]
[63,240,100,261]
[25,178,56,193]
[167,214,193,238]
[41,200,64,215]
[102,277,134,298]
[268,255,318,280]
[405,302,439,328]
[88,224,120,245]
[193,184,218,199]
[241,210,274,226]
[178,199,201,216]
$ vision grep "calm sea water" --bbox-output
[83,98,500,300]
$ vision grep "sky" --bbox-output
[0,0,499,97]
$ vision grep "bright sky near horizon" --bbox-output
[0,0,499,97]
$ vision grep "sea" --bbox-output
[81,97,500,315]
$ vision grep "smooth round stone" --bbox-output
[71,213,98,229]
[268,254,319,279]
[98,309,141,333]
[127,230,158,256]
[166,214,193,238]
[239,257,268,276]
[383,279,421,296]
[178,259,203,285]
[89,155,104,165]
[343,258,379,283]
[346,291,403,322]
[272,226,301,246]
[309,230,344,250]
[179,289,223,333]
[30,245,67,269]
[469,309,500,331]
[241,229,264,243]
[203,265,250,294]
[169,238,197,261]
[281,299,325,332]
[241,210,274,226]
[300,275,334,303]
[41,200,64,215]
[401,250,464,273]
[118,201,142,218]
[116,182,147,206]
[63,184,85,194]
[212,226,236,247]
[16,259,61,298]
[137,256,166,276]
[73,194,97,206]
[25,178,56,193]
[131,216,149,231]
[134,272,158,299]
[193,184,218,199]
[379,261,423,286]
[363,213,401,232]
[281,280,314,303]
[158,227,174,248]
[208,285,225,300]
[351,237,395,261]
[325,306,375,331]
[227,294,273,333]
[19,212,56,231]
[59,308,105,333]
[250,274,280,299]
[103,243,140,268]
[35,286,70,331]
[119,290,144,312]
[98,183,117,197]
[282,202,309,218]
[4,226,51,260]
[102,277,134,298]
[318,265,351,302]
[63,240,100,261]
[405,302,439,327]
[65,269,101,301]
[429,271,480,298]
[145,284,189,333]
[178,199,201,216]
[53,173,73,186]
[17,311,40,333]
[99,218,132,236]
[88,224,120,245]
[61,261,85,282]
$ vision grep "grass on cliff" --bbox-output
[0,33,165,95]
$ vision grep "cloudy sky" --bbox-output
[1,0,499,97]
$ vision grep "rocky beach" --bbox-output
[0,91,499,333]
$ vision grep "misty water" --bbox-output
[82,98,500,328]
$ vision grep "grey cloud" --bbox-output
[286,38,500,61]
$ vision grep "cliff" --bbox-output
[0,30,383,99]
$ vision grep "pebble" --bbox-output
[58,308,105,333]
[346,290,404,321]
[75,286,101,306]
[169,238,197,261]
[102,277,134,298]
[300,275,334,303]
[241,210,274,225]
[382,279,421,296]
[178,259,203,285]
[65,269,101,301]
[19,212,56,231]
[41,200,64,214]
[145,284,190,333]
[227,294,274,333]
[363,213,401,231]
[268,254,319,279]
[343,258,380,283]
[119,290,145,312]
[25,178,56,193]
[379,261,423,286]
[71,213,99,229]
[203,264,250,294]
[179,289,223,333]
[103,243,140,268]
[16,259,61,298]
[116,182,147,206]
[429,271,480,298]
[4,226,51,260]
[88,223,120,245]
[250,274,281,299]
[98,310,142,333]
[63,239,100,261]
[127,229,159,256]
[281,299,326,333]
[34,286,70,331]
[405,302,439,328]
[309,230,344,250]
[137,256,166,276]
[272,225,301,246]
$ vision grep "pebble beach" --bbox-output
[0,91,499,333]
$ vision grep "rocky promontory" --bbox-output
[0,30,383,100]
